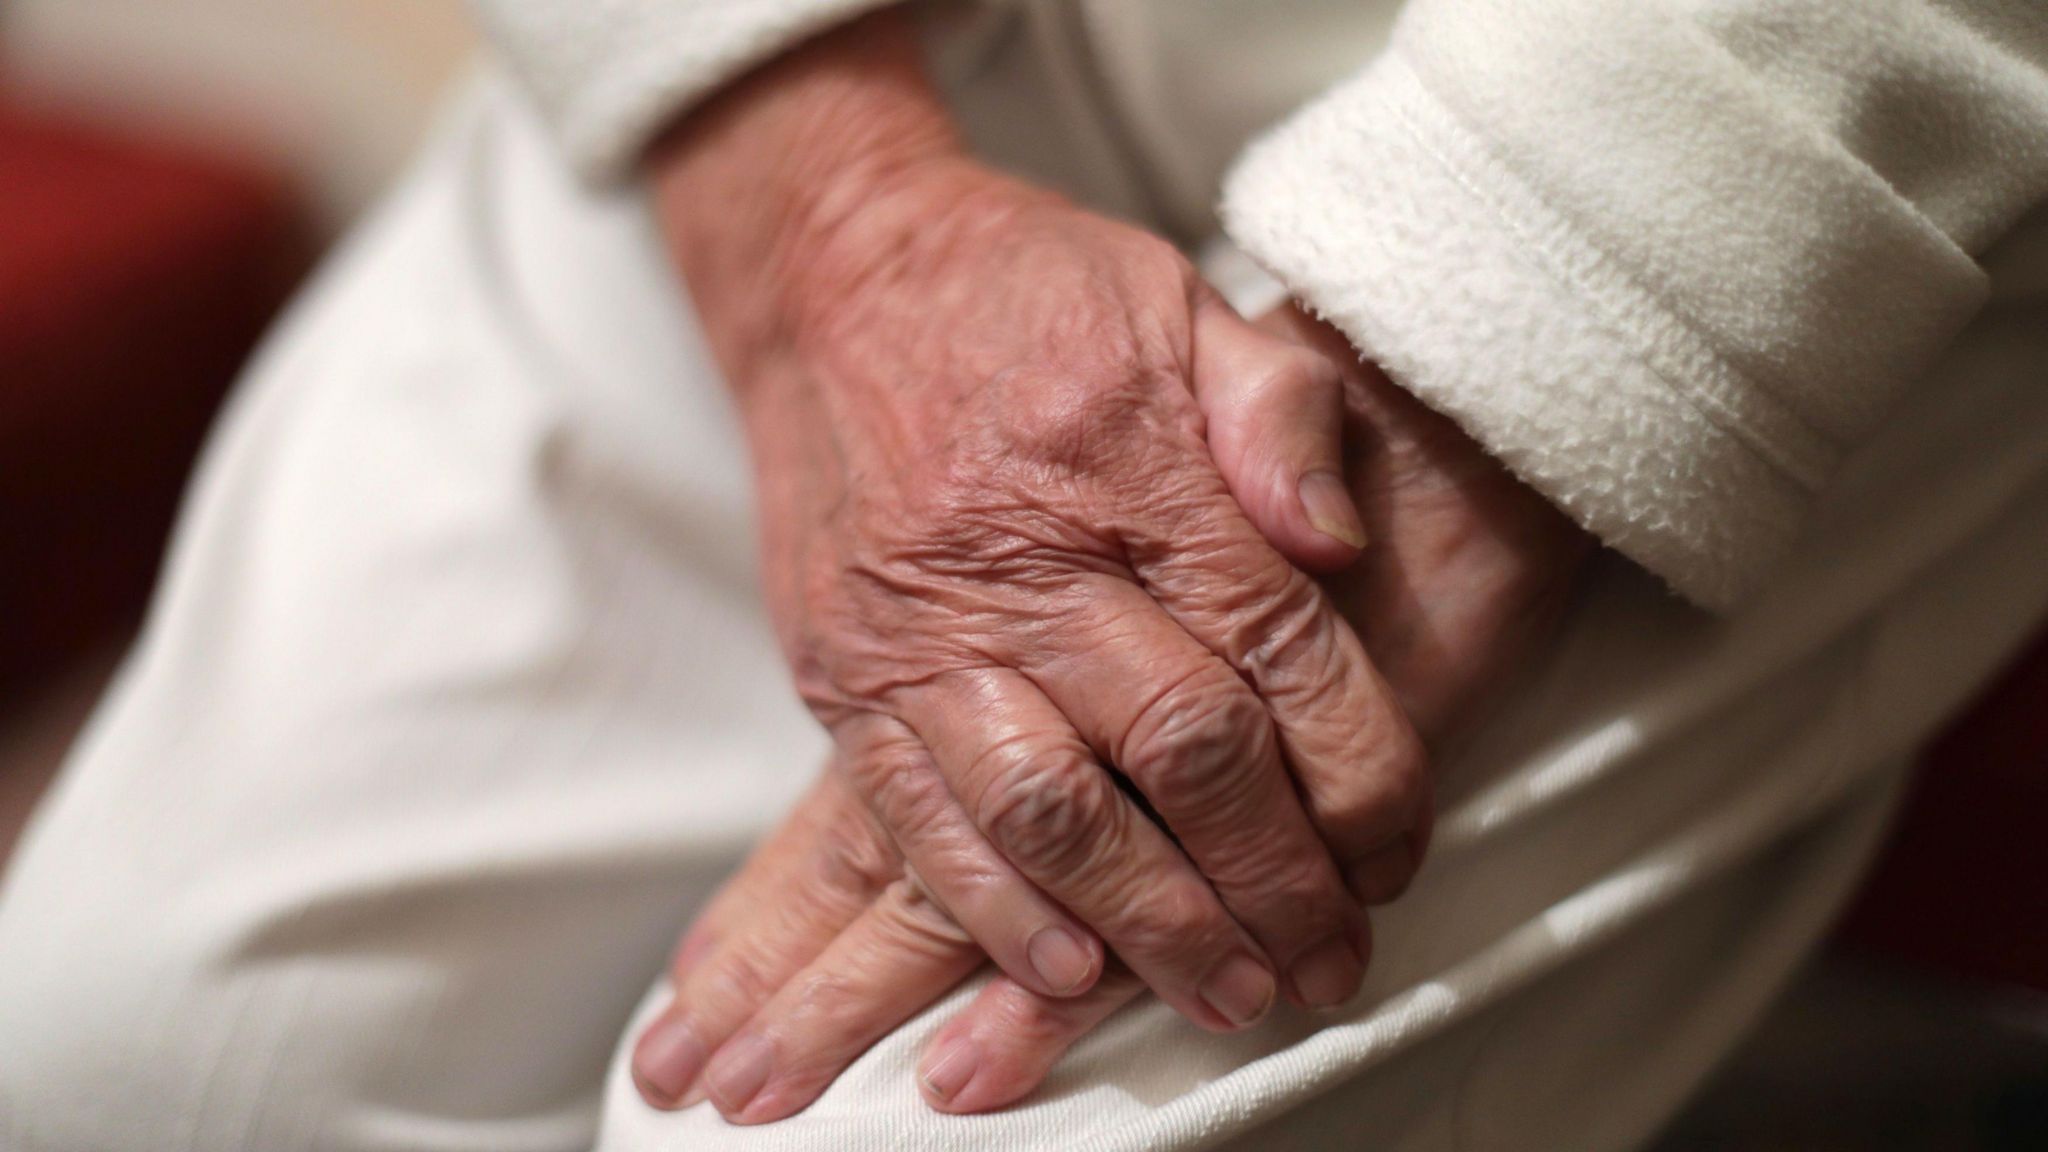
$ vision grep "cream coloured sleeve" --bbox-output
[465,0,898,181]
[1221,0,2048,610]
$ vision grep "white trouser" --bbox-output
[3,71,2047,1152]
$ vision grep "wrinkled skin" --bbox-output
[643,8,1445,1102]
[733,160,1434,1023]
[629,8,1588,1125]
[633,305,1592,1122]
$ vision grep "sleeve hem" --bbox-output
[483,0,899,184]
[1222,54,1823,611]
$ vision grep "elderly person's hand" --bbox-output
[630,304,1594,1122]
[633,7,1435,1099]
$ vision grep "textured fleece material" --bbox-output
[469,0,2048,609]
[1222,0,2048,608]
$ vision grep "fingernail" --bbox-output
[1289,935,1364,1010]
[1027,927,1094,994]
[919,1034,980,1103]
[1199,953,1276,1028]
[1299,470,1367,549]
[633,1013,707,1104]
[705,1032,775,1114]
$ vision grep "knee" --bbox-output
[0,908,225,1151]
[0,866,336,1152]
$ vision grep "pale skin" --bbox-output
[631,8,1592,1123]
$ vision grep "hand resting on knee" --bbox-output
[627,7,1590,1123]
[627,297,1590,1121]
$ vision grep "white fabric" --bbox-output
[468,0,2048,609]
[467,0,894,181]
[3,62,2048,1150]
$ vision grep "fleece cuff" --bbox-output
[1223,55,1820,612]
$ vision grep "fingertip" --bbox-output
[1214,454,1363,574]
[917,1032,983,1107]
[926,1069,1033,1115]
[919,1030,1044,1115]
[1244,466,1366,573]
[1284,929,1367,1012]
[1024,925,1102,998]
[1269,515,1366,576]
[922,972,1147,1114]
[631,1067,681,1112]
[632,1007,707,1110]
[1189,305,1362,571]
[1298,469,1367,553]
[1195,953,1277,1031]
[721,1082,816,1126]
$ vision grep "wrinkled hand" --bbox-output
[635,307,1593,1122]
[634,12,1433,1117]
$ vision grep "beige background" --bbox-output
[3,0,477,229]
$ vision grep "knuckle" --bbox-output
[807,811,901,899]
[1253,856,1353,931]
[1245,348,1337,407]
[1124,677,1272,813]
[1002,375,1152,477]
[975,743,1115,876]
[883,876,975,949]
[1200,834,1353,933]
[863,755,951,844]
[1118,878,1226,957]
[978,987,1082,1048]
[785,965,857,1018]
[1296,346,1347,400]
[697,940,777,1010]
[1236,572,1338,684]
[778,968,868,1046]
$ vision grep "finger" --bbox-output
[631,774,896,1109]
[1006,577,1371,1009]
[900,667,1280,1033]
[917,964,1146,1114]
[1190,292,1363,573]
[700,877,986,1124]
[836,712,1105,999]
[926,909,1379,1113]
[926,910,1380,1113]
[1127,504,1433,903]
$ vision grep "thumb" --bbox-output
[1190,295,1365,572]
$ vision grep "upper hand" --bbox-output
[636,10,1431,1111]
[635,305,1592,1122]
[696,159,1427,1027]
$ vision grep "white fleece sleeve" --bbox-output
[466,0,897,181]
[1222,0,2048,610]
